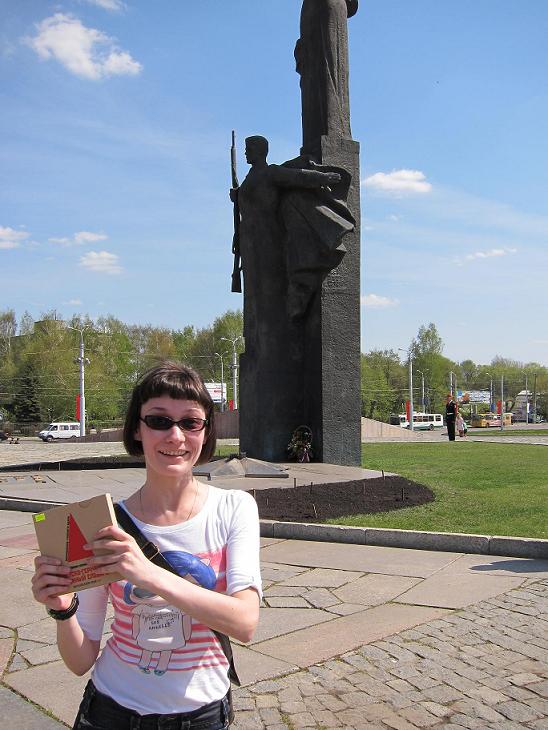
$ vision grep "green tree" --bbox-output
[361,349,406,421]
[12,359,42,425]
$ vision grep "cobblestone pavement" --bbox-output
[232,579,548,729]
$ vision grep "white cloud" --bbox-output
[361,293,399,309]
[363,169,432,196]
[74,231,108,244]
[49,236,72,245]
[80,250,122,274]
[49,230,108,246]
[25,14,142,80]
[457,247,518,265]
[67,299,83,305]
[82,0,125,11]
[0,226,29,249]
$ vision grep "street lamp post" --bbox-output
[220,336,242,410]
[500,374,505,431]
[66,326,90,437]
[399,348,414,430]
[485,372,493,413]
[214,352,225,413]
[416,370,428,411]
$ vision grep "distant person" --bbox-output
[445,394,457,441]
[456,412,466,438]
[31,361,261,729]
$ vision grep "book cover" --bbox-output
[33,493,121,593]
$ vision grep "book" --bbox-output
[33,493,121,593]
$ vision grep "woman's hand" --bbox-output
[31,556,74,611]
[85,525,160,589]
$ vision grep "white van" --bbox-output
[39,422,81,442]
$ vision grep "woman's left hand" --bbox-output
[85,526,159,588]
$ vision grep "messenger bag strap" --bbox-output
[114,503,240,687]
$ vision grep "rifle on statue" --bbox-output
[230,130,242,293]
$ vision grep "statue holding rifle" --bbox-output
[229,134,354,459]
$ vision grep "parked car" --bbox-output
[0,430,8,441]
[38,422,81,442]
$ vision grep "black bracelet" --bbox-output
[46,594,79,621]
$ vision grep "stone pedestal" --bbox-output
[303,135,361,465]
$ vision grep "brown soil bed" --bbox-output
[249,476,434,523]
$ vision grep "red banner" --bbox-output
[405,400,411,422]
[76,394,81,421]
[496,400,502,415]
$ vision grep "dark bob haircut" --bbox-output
[123,361,216,465]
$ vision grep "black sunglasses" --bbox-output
[140,415,209,433]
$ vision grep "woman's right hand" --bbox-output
[31,556,74,611]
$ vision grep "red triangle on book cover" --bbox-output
[66,514,94,561]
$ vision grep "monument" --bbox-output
[231,0,361,466]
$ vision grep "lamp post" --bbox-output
[398,348,414,431]
[220,336,242,410]
[500,374,505,431]
[485,372,493,413]
[214,352,225,412]
[66,326,90,437]
[416,369,429,412]
[525,373,529,423]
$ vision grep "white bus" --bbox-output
[389,412,444,431]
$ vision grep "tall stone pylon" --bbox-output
[235,0,361,465]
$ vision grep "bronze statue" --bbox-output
[295,0,358,158]
[230,135,354,345]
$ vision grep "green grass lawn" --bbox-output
[330,442,548,539]
[215,441,547,539]
[469,429,548,437]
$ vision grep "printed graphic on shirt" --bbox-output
[107,547,227,677]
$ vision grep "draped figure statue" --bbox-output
[295,0,358,158]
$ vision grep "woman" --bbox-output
[31,362,262,729]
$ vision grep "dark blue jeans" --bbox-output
[72,681,232,729]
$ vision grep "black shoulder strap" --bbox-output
[114,503,240,687]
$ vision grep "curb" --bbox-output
[259,521,548,560]
[3,496,546,560]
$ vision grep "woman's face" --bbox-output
[135,395,207,480]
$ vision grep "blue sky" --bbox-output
[2,0,547,365]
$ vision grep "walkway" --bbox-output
[0,441,546,728]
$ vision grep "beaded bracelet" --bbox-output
[46,594,79,621]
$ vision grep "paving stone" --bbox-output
[278,686,302,702]
[334,573,421,606]
[419,700,453,718]
[496,699,542,722]
[279,699,307,714]
[0,685,66,728]
[265,596,310,609]
[0,636,15,676]
[279,568,363,588]
[303,588,340,608]
[232,695,256,711]
[529,680,548,698]
[308,707,342,727]
[259,707,283,725]
[399,703,440,726]
[231,709,264,729]
[249,607,333,645]
[326,602,368,616]
[508,671,544,685]
[286,711,316,727]
[255,694,278,709]
[466,685,509,704]
[263,585,306,597]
